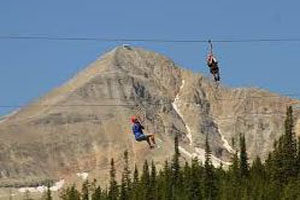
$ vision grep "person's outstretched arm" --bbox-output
[137,122,145,129]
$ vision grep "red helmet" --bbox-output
[131,116,137,123]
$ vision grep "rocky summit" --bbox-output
[0,46,299,189]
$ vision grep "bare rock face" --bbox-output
[0,46,299,187]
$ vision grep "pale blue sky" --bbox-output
[0,0,300,115]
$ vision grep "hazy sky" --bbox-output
[0,0,300,115]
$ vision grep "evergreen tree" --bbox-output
[215,163,228,200]
[81,180,89,200]
[91,186,102,200]
[120,176,127,200]
[230,148,240,179]
[102,188,109,200]
[228,149,241,200]
[120,150,131,200]
[249,156,267,200]
[131,165,140,200]
[182,162,191,199]
[267,139,281,182]
[108,158,119,200]
[41,182,52,200]
[203,135,218,200]
[171,135,181,199]
[156,170,165,200]
[149,161,157,200]
[265,142,283,200]
[250,156,265,180]
[268,106,298,187]
[239,133,249,177]
[280,178,300,200]
[162,160,172,200]
[297,137,300,176]
[231,137,236,149]
[60,185,81,200]
[282,106,297,180]
[123,150,131,191]
[189,158,202,200]
[90,179,101,200]
[140,160,151,200]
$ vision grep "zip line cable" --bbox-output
[0,35,207,43]
[1,35,300,44]
[216,93,300,100]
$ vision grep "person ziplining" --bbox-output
[206,40,220,82]
[130,116,156,149]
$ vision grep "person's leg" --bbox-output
[145,137,152,147]
[213,74,218,81]
[211,67,219,82]
[149,134,156,145]
[138,134,153,148]
[217,73,220,81]
[145,135,156,149]
[215,67,220,81]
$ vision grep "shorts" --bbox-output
[210,66,219,74]
[135,134,148,141]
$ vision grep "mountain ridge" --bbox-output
[0,46,299,189]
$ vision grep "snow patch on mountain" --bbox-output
[213,119,235,154]
[219,130,235,154]
[178,146,198,158]
[172,80,193,145]
[76,172,89,180]
[18,179,65,193]
[179,146,230,167]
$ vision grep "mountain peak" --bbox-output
[0,46,299,189]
